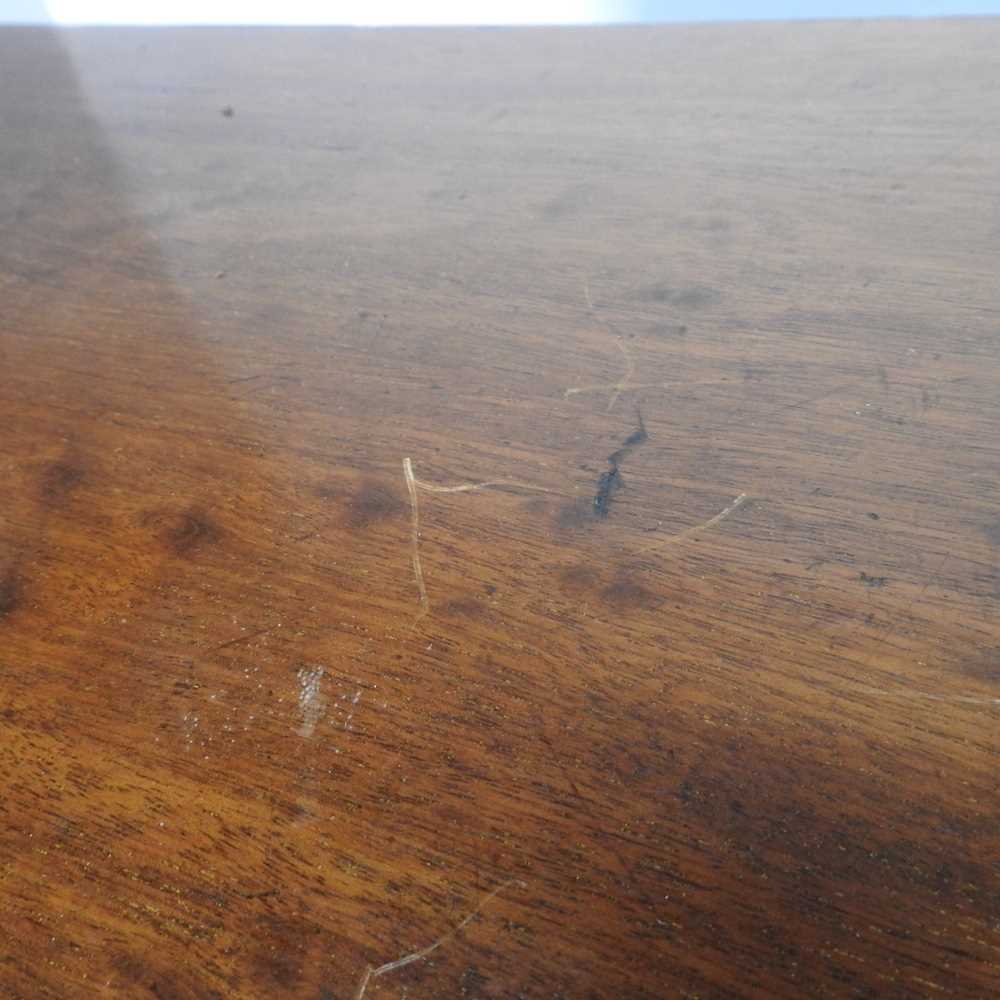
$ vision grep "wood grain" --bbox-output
[1,20,999,999]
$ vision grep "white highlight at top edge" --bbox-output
[40,2,609,26]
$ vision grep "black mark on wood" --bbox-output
[39,460,84,505]
[0,569,21,620]
[600,573,662,611]
[593,410,647,519]
[343,479,406,530]
[143,508,221,557]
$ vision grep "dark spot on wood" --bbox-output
[981,521,1000,546]
[460,965,493,996]
[149,978,185,1000]
[111,953,184,997]
[520,495,549,518]
[250,915,320,989]
[441,596,486,620]
[558,564,598,594]
[539,183,593,220]
[110,953,147,983]
[165,510,220,556]
[859,572,888,588]
[671,286,721,309]
[641,282,674,303]
[600,574,662,611]
[343,479,405,529]
[648,322,687,338]
[220,105,235,118]
[143,507,221,556]
[39,460,84,505]
[239,887,279,900]
[680,214,732,233]
[593,409,647,518]
[639,282,721,308]
[593,466,622,518]
[955,648,1000,685]
[867,512,880,520]
[555,496,592,532]
[0,569,21,620]
[252,951,299,990]
[621,419,648,450]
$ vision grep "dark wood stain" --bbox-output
[557,564,599,594]
[600,573,663,611]
[0,569,21,620]
[956,648,1000,685]
[648,322,688,339]
[440,595,488,620]
[343,478,406,530]
[554,496,594,532]
[143,507,222,556]
[982,520,1000,547]
[593,410,647,518]
[638,282,722,309]
[38,460,84,505]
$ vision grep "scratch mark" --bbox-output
[403,458,555,616]
[237,887,280,900]
[205,623,278,654]
[604,337,634,412]
[565,376,733,405]
[636,493,747,554]
[770,384,849,415]
[570,283,731,408]
[563,334,635,412]
[412,476,553,496]
[403,457,429,620]
[344,688,363,732]
[855,685,1000,707]
[296,666,326,738]
[354,879,523,1000]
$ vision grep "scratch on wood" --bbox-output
[606,337,635,412]
[413,476,554,496]
[354,879,523,1000]
[564,331,732,408]
[403,457,429,620]
[296,666,326,738]
[403,458,555,616]
[636,493,748,554]
[855,684,1000,706]
[204,623,279,654]
[564,375,731,404]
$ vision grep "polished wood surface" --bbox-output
[2,20,999,998]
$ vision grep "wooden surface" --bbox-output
[2,20,999,999]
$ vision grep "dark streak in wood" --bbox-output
[343,478,407,530]
[38,460,84,505]
[0,569,21,620]
[593,409,647,518]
